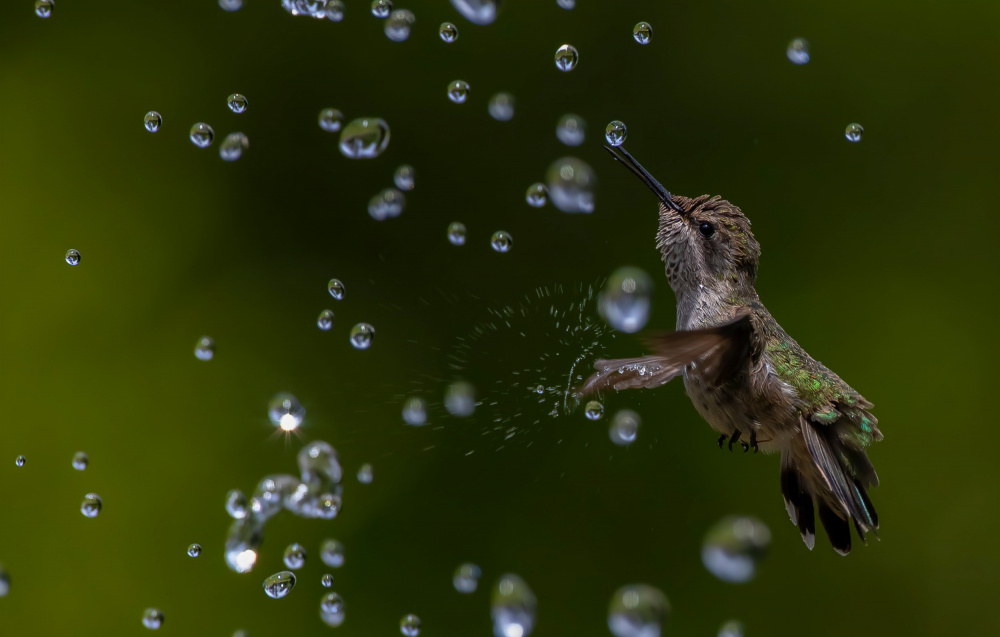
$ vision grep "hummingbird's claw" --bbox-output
[750,430,759,453]
[728,429,742,452]
[742,441,750,452]
[717,434,727,449]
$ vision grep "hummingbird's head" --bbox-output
[605,145,760,296]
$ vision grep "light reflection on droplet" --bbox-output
[268,392,305,431]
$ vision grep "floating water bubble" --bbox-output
[394,164,415,190]
[554,44,579,71]
[219,132,248,161]
[298,441,343,486]
[385,9,415,41]
[349,323,376,350]
[491,574,536,637]
[599,266,652,333]
[556,113,585,146]
[339,117,390,158]
[447,222,467,246]
[609,410,641,446]
[453,563,481,593]
[371,0,391,18]
[402,397,428,426]
[318,108,344,133]
[491,231,512,253]
[144,111,162,133]
[607,584,670,637]
[701,515,771,583]
[357,463,374,484]
[14,455,25,467]
[35,0,53,18]
[400,614,421,636]
[283,543,307,569]
[250,473,298,519]
[65,248,81,265]
[326,0,345,20]
[226,489,250,520]
[557,0,575,9]
[0,567,8,597]
[786,38,810,65]
[219,0,243,11]
[444,381,476,417]
[633,21,652,44]
[263,571,297,599]
[323,280,345,302]
[718,620,745,637]
[282,0,328,16]
[189,123,215,148]
[448,80,470,104]
[320,539,345,567]
[845,122,864,142]
[605,120,627,147]
[268,392,305,432]
[439,22,458,43]
[320,592,346,627]
[225,514,262,573]
[72,451,89,470]
[322,573,334,587]
[450,0,499,25]
[194,336,215,361]
[546,156,596,213]
[525,183,547,208]
[227,93,248,113]
[488,92,515,121]
[142,608,164,630]
[187,543,202,557]
[81,493,102,518]
[584,400,604,421]
[317,309,334,331]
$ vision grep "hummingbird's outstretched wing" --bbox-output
[580,308,753,395]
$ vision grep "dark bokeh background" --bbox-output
[2,1,998,635]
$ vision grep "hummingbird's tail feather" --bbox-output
[780,451,816,549]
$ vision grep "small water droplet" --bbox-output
[556,113,585,146]
[189,123,215,148]
[194,336,215,361]
[599,266,652,333]
[371,0,392,18]
[339,117,390,158]
[400,614,422,636]
[453,563,481,593]
[488,92,515,121]
[321,573,334,587]
[554,44,579,71]
[787,38,810,64]
[317,309,335,331]
[450,0,499,25]
[318,108,344,133]
[326,0,345,21]
[282,0,328,16]
[65,248,81,265]
[448,222,467,246]
[187,543,202,557]
[439,22,458,42]
[219,132,249,161]
[844,122,864,143]
[142,608,164,630]
[584,400,604,421]
[263,571,297,599]
[356,463,374,484]
[385,9,415,41]
[0,567,9,597]
[633,21,652,44]
[445,381,476,417]
[556,0,575,9]
[394,164,415,190]
[607,584,670,637]
[227,93,248,113]
[72,451,89,470]
[491,573,536,637]
[81,493,102,518]
[701,515,771,583]
[350,323,376,350]
[320,591,346,626]
[448,80,470,104]
[226,489,249,520]
[327,278,345,300]
[320,539,345,567]
[546,157,596,213]
[605,120,627,147]
[718,620,745,637]
[268,392,305,431]
[14,455,25,467]
[144,111,162,133]
[35,0,53,18]
[525,183,547,208]
[219,0,243,11]
[402,397,428,426]
[609,409,641,446]
[283,543,307,569]
[490,230,513,253]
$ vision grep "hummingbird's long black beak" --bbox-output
[603,145,684,214]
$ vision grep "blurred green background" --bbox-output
[2,0,998,635]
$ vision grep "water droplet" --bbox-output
[65,248,81,265]
[556,113,585,146]
[227,93,248,113]
[605,120,627,147]
[320,592,346,626]
[72,451,89,470]
[453,563,481,593]
[219,0,243,11]
[607,584,670,637]
[282,0,328,16]
[448,80,470,104]
[439,22,458,42]
[35,0,53,18]
[320,539,345,567]
[488,92,515,121]
[226,489,250,520]
[554,44,579,71]
[546,157,595,213]
[402,397,428,426]
[701,515,771,583]
[327,278,345,300]
[450,0,499,25]
[400,614,421,636]
[144,111,162,133]
[491,573,536,637]
[189,123,215,148]
[0,567,9,597]
[633,21,652,44]
[263,571,297,599]
[845,122,864,143]
[142,608,164,630]
[584,400,604,421]
[187,543,202,557]
[786,38,810,65]
[283,543,307,569]
[609,409,641,446]
[357,463,374,484]
[268,392,305,431]
[194,336,215,361]
[318,108,344,133]
[718,620,745,637]
[444,381,476,417]
[599,266,652,333]
[371,0,392,18]
[317,309,335,331]
[385,9,415,41]
[525,183,547,208]
[490,230,513,253]
[349,323,376,350]
[326,0,345,21]
[219,132,249,161]
[14,455,25,467]
[447,222,467,246]
[556,0,575,9]
[394,164,415,190]
[81,493,102,518]
[322,573,334,587]
[225,517,261,573]
[339,117,390,158]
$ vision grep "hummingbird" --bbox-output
[582,144,882,555]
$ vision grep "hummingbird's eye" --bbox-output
[698,221,715,238]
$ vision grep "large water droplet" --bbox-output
[189,123,215,148]
[14,455,25,467]
[609,409,641,446]
[402,397,428,426]
[283,543,307,569]
[607,584,670,637]
[371,0,392,18]
[450,0,499,25]
[356,463,374,484]
[584,400,604,421]
[349,323,376,350]
[400,614,421,636]
[35,0,53,18]
[268,392,305,431]
[599,266,652,333]
[65,249,81,265]
[251,474,301,520]
[219,132,249,161]
[194,336,215,361]
[554,44,579,71]
[718,620,745,637]
[320,539,345,567]
[227,93,248,113]
[546,157,595,213]
[633,22,652,44]
[439,22,459,43]
[282,0,329,17]
[448,80,470,104]
[448,222,467,246]
[263,571,297,599]
[325,0,345,21]
[81,493,102,518]
[701,515,771,583]
[226,489,250,520]
[187,543,202,557]
[445,381,476,417]
[144,111,162,133]
[142,608,164,630]
[394,164,416,190]
[299,440,343,488]
[322,573,334,587]
[224,516,262,573]
[490,230,513,253]
[488,92,515,121]
[328,278,345,300]
[339,117,390,159]
[385,9,415,41]
[317,309,335,331]
[786,38,810,64]
[525,183,547,208]
[453,563,481,593]
[557,0,575,9]
[320,592,346,626]
[219,0,243,11]
[605,120,627,147]
[72,451,89,470]
[844,122,864,143]
[491,573,536,637]
[556,113,585,146]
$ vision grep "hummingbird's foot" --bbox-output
[749,430,759,454]
[728,429,742,452]
[717,434,727,449]
[741,441,750,453]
